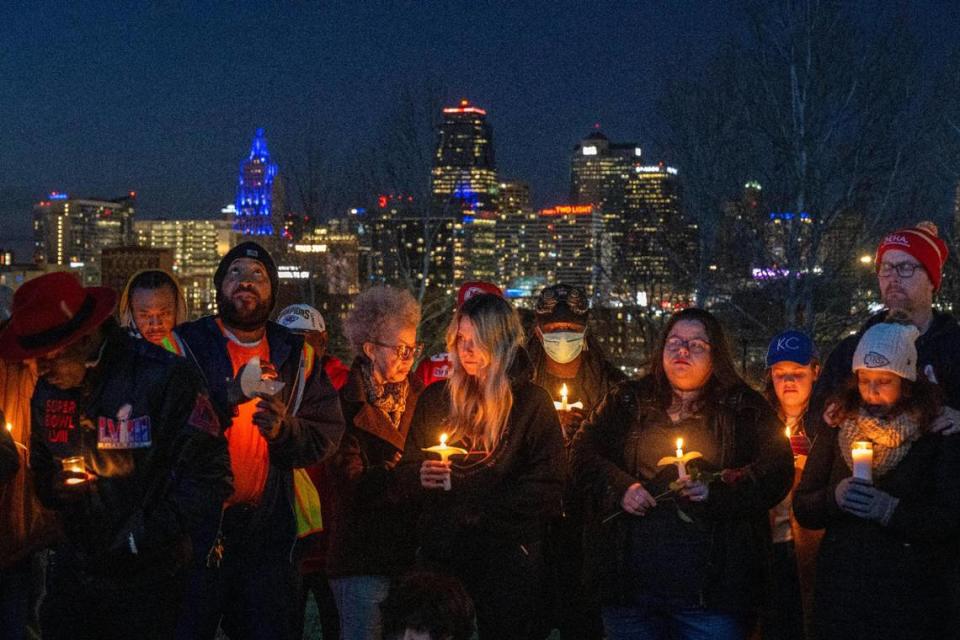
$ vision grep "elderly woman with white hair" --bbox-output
[325,285,424,640]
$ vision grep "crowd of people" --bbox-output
[0,220,958,640]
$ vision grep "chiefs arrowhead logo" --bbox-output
[863,352,891,368]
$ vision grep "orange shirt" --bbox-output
[220,321,271,506]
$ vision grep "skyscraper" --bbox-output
[235,128,279,240]
[431,99,499,282]
[570,131,696,306]
[541,205,601,293]
[134,218,234,317]
[33,191,136,285]
[497,180,551,290]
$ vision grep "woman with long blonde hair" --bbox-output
[400,293,565,640]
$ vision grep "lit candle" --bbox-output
[851,441,873,483]
[785,425,791,439]
[62,456,87,485]
[422,433,468,491]
[675,438,689,480]
[552,385,584,412]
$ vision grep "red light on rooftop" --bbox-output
[129,191,137,197]
[378,195,388,209]
[443,98,487,116]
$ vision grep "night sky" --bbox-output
[2,1,958,258]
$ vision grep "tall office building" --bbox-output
[497,180,551,290]
[431,100,499,282]
[541,205,602,293]
[235,128,281,245]
[570,131,696,306]
[358,194,457,292]
[134,218,234,318]
[33,191,136,285]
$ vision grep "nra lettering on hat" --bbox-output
[882,233,911,247]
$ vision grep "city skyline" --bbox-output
[4,2,960,258]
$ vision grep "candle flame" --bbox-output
[440,433,448,446]
[560,383,568,397]
[785,426,791,439]
[676,437,683,450]
[4,422,11,433]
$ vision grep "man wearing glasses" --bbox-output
[808,221,960,438]
[174,241,345,640]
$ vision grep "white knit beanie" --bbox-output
[852,322,920,381]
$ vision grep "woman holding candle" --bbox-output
[761,330,821,640]
[325,285,424,640]
[400,293,565,640]
[793,318,960,639]
[572,308,793,639]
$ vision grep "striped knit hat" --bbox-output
[875,221,949,291]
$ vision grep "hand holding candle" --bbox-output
[553,383,584,413]
[657,437,702,481]
[61,456,89,486]
[422,433,467,491]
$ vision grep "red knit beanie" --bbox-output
[875,221,949,291]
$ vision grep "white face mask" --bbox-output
[541,331,586,364]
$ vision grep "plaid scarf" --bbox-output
[360,357,408,430]
[839,409,921,479]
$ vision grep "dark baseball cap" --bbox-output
[766,330,818,367]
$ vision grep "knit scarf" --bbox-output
[360,357,408,430]
[838,409,922,479]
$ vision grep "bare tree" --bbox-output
[659,0,932,358]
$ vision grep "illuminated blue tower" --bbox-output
[235,128,278,236]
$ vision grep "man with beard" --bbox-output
[174,242,345,640]
[808,221,960,437]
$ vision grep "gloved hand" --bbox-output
[836,478,899,525]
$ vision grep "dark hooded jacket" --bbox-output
[29,323,231,582]
[325,357,424,578]
[174,316,344,547]
[571,377,794,612]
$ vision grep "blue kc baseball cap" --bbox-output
[766,330,818,368]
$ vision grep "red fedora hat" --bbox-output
[0,272,117,361]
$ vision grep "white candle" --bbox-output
[560,384,569,412]
[852,441,873,483]
[422,433,467,491]
[675,438,688,479]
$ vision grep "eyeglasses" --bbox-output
[535,285,589,316]
[371,341,423,360]
[665,337,711,355]
[877,261,921,278]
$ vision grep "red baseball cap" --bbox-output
[0,272,117,361]
[456,281,503,307]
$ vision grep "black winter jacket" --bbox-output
[571,378,794,612]
[325,359,423,578]
[175,316,344,545]
[29,324,232,582]
[398,353,565,557]
[793,426,960,639]
[809,311,960,438]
